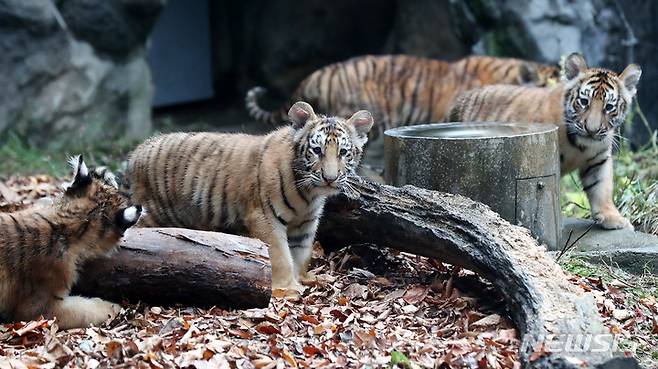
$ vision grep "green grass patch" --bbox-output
[0,131,139,178]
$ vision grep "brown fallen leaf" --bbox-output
[255,322,280,335]
[471,314,502,328]
[301,314,320,325]
[282,349,298,368]
[105,341,122,360]
[227,328,253,340]
[403,285,429,305]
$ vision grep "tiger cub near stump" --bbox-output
[0,156,142,329]
[449,53,641,230]
[126,102,373,293]
[246,55,559,139]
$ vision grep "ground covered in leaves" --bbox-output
[0,175,655,368]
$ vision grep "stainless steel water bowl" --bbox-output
[384,122,561,250]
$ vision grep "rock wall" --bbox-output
[0,0,164,148]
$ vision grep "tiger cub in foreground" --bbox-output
[127,102,373,293]
[0,156,142,329]
[449,53,641,230]
[246,55,559,138]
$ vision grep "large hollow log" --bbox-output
[74,228,271,309]
[318,179,640,369]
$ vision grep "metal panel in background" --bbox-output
[148,0,213,107]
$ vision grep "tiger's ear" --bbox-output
[619,63,642,96]
[288,101,316,129]
[346,110,374,146]
[564,53,587,80]
[65,154,92,195]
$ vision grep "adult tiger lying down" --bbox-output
[126,102,373,294]
[449,53,642,230]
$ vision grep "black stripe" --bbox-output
[288,243,309,249]
[162,135,186,225]
[23,222,42,261]
[269,203,288,226]
[278,168,296,214]
[205,145,224,226]
[9,215,25,273]
[459,58,471,86]
[255,135,279,215]
[588,148,607,162]
[294,218,315,228]
[218,176,229,227]
[581,157,608,178]
[147,138,176,225]
[427,84,435,122]
[583,179,601,192]
[287,233,310,244]
[406,65,425,125]
[36,213,59,256]
[219,140,239,226]
[468,92,485,120]
[501,65,514,81]
[565,125,586,152]
[491,88,525,122]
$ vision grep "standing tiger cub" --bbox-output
[127,102,373,293]
[449,53,642,230]
[0,156,142,329]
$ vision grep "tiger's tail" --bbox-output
[245,87,289,126]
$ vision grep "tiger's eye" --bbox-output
[579,98,589,107]
[605,103,615,112]
[339,148,348,156]
[312,147,322,155]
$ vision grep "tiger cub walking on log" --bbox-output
[245,55,559,139]
[449,53,641,230]
[126,102,374,294]
[0,155,142,329]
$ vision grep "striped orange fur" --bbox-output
[449,53,642,230]
[126,102,373,293]
[0,156,142,328]
[245,54,559,138]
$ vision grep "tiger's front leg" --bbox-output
[246,210,304,294]
[580,155,633,230]
[288,217,320,285]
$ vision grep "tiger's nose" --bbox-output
[321,171,337,183]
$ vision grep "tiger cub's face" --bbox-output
[289,102,373,193]
[59,155,142,251]
[562,53,641,141]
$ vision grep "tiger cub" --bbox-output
[245,54,559,138]
[126,102,373,293]
[0,156,142,329]
[449,53,641,230]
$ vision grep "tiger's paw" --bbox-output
[593,212,634,231]
[271,280,305,299]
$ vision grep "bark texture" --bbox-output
[75,228,271,309]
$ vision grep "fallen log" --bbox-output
[74,228,271,309]
[318,179,639,369]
